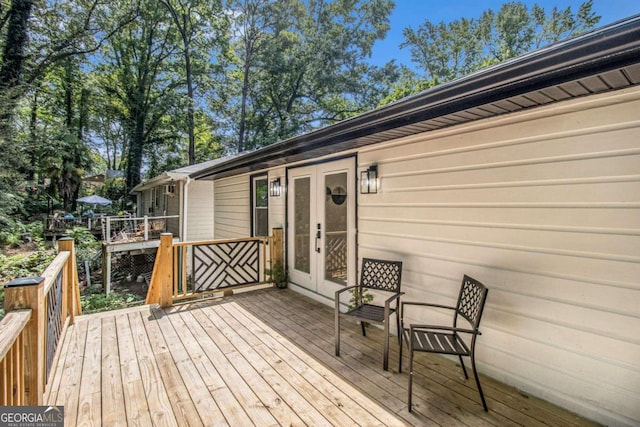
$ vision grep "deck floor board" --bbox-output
[45,288,599,426]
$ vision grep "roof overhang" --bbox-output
[193,15,640,181]
[130,171,187,193]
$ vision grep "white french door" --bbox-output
[287,158,356,300]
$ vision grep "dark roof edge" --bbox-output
[193,14,640,180]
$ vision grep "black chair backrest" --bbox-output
[359,258,403,294]
[455,275,488,330]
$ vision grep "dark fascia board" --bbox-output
[193,14,640,181]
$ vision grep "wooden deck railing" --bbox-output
[104,214,180,243]
[0,238,81,405]
[146,228,284,307]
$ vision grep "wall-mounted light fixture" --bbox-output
[269,177,282,197]
[360,165,378,194]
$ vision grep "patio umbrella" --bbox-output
[77,195,112,206]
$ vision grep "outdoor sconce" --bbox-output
[360,165,378,194]
[269,177,282,197]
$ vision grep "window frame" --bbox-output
[251,174,269,237]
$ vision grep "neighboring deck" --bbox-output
[45,288,597,426]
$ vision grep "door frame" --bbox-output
[285,155,358,304]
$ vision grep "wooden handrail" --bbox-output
[0,310,31,362]
[172,236,267,247]
[0,310,31,405]
[1,238,81,405]
[41,252,70,295]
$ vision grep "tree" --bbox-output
[0,0,137,135]
[0,0,35,130]
[401,1,600,84]
[0,0,136,222]
[226,0,273,153]
[222,0,395,151]
[158,0,228,164]
[97,0,183,191]
[20,58,93,212]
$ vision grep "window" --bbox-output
[253,176,269,236]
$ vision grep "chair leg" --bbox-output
[396,307,401,345]
[471,354,488,412]
[458,355,469,379]
[383,319,389,371]
[361,321,366,336]
[335,311,340,357]
[398,333,403,373]
[408,346,414,412]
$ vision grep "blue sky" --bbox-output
[369,0,640,68]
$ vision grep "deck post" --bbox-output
[3,277,45,405]
[106,217,111,243]
[271,228,284,267]
[58,237,81,322]
[102,245,112,295]
[146,233,174,307]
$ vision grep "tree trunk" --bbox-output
[238,59,250,152]
[184,31,196,165]
[0,0,35,131]
[126,110,145,192]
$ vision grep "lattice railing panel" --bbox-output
[193,240,261,291]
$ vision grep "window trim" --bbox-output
[251,174,269,237]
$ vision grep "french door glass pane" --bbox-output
[294,177,311,273]
[324,172,347,285]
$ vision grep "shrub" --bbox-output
[80,284,143,313]
[0,247,56,283]
[64,226,101,268]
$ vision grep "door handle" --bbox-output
[315,224,321,253]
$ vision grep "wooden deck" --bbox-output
[45,288,598,426]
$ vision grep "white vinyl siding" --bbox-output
[166,186,180,235]
[186,180,214,241]
[214,175,250,239]
[269,168,286,231]
[357,86,640,426]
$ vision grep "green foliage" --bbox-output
[349,286,373,310]
[402,1,601,83]
[220,0,396,151]
[0,247,56,284]
[0,218,23,247]
[80,285,144,314]
[64,227,101,268]
[378,67,437,106]
[0,219,45,248]
[0,167,27,227]
[267,260,288,289]
[97,177,127,210]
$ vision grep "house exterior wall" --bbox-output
[138,186,169,217]
[208,86,640,425]
[214,174,251,239]
[356,86,640,426]
[165,187,180,236]
[186,180,214,240]
[268,167,286,231]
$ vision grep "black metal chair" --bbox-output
[400,275,489,412]
[335,258,403,371]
